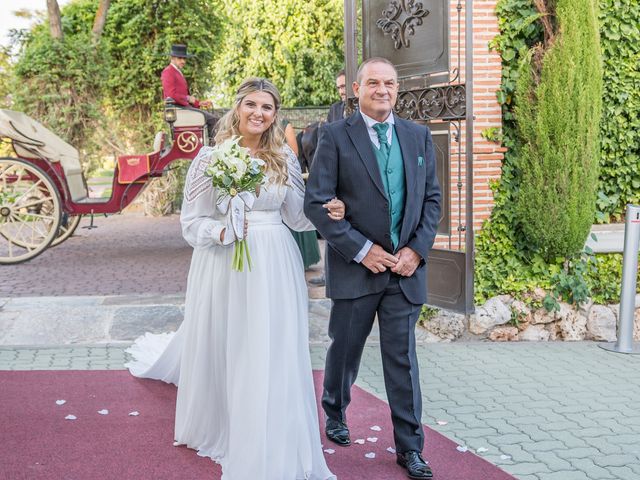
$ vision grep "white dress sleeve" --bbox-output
[180,147,232,248]
[281,146,315,232]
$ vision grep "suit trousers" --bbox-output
[322,274,424,453]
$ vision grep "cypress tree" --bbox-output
[514,0,602,258]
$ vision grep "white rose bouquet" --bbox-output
[204,137,265,271]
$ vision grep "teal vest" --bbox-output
[373,126,405,249]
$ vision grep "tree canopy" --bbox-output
[6,0,344,162]
[10,0,224,155]
[211,0,344,107]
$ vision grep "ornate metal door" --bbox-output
[344,0,474,313]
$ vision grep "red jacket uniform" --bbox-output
[161,65,199,108]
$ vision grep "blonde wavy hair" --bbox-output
[214,77,288,184]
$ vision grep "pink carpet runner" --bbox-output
[0,371,515,479]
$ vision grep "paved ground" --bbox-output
[2,213,640,480]
[0,213,326,299]
[0,294,332,346]
[0,214,192,297]
[2,342,639,480]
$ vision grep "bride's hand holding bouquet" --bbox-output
[204,136,265,271]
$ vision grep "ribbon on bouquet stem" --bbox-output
[216,191,256,242]
[216,191,256,271]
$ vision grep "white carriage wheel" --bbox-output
[0,157,61,264]
[7,194,79,249]
[51,213,82,247]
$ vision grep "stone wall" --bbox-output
[419,294,640,343]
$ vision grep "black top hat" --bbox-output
[167,44,194,58]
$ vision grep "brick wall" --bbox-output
[433,0,503,250]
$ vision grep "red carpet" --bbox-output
[0,371,515,480]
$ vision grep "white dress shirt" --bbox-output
[171,63,184,77]
[352,111,396,263]
[360,110,395,148]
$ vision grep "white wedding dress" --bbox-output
[126,146,336,480]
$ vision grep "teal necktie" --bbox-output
[372,122,390,159]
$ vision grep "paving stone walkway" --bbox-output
[2,341,639,480]
[0,214,192,297]
[3,213,640,479]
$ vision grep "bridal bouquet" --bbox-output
[204,137,265,271]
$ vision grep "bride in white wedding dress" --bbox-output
[126,78,342,480]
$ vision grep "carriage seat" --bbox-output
[174,108,206,128]
[164,97,206,128]
[0,109,87,201]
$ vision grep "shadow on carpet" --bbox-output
[0,371,515,480]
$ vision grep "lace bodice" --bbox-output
[180,145,313,248]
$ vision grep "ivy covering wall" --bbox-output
[597,0,640,221]
[475,0,640,306]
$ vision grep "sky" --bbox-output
[1,0,72,48]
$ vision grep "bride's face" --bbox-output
[237,91,277,139]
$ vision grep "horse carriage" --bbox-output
[0,102,209,264]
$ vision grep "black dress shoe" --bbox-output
[325,418,350,446]
[396,451,433,479]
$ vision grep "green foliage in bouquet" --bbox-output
[204,138,265,196]
[204,138,266,272]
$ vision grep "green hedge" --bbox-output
[11,0,224,163]
[514,0,602,259]
[597,0,640,221]
[476,0,640,305]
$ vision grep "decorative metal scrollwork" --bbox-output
[395,85,466,121]
[376,0,430,49]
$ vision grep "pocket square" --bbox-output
[417,156,424,166]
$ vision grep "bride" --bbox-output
[126,77,343,480]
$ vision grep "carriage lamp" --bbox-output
[164,97,177,125]
[164,104,177,125]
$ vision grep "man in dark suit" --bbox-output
[304,57,441,479]
[326,69,346,123]
[161,44,218,143]
[308,69,349,287]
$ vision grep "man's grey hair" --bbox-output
[355,57,398,83]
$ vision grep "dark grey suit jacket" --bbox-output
[304,111,441,304]
[326,101,345,123]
